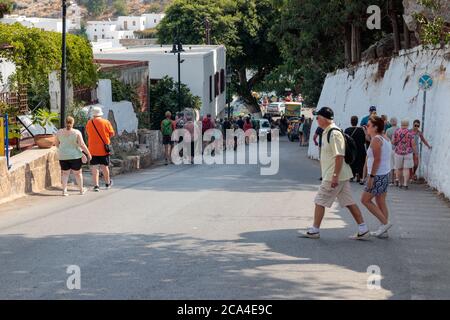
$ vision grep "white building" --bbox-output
[94,45,227,117]
[67,2,83,30]
[142,13,166,29]
[117,16,146,32]
[86,21,135,43]
[0,15,66,33]
[86,14,165,44]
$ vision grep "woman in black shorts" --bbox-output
[56,116,92,196]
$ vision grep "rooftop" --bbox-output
[95,44,225,57]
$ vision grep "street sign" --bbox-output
[419,74,433,91]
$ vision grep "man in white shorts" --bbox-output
[300,107,370,240]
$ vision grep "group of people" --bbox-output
[161,111,272,164]
[55,106,115,196]
[344,106,432,190]
[302,105,432,240]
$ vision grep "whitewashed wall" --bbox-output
[308,46,450,197]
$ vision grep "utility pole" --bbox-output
[60,0,67,128]
[205,18,211,45]
[171,36,185,112]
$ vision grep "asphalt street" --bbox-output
[0,137,449,299]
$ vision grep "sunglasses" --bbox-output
[414,125,420,128]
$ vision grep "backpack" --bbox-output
[176,118,185,129]
[162,119,173,136]
[327,128,357,165]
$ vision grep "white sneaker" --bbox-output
[349,230,371,240]
[62,190,69,197]
[298,228,320,239]
[80,188,88,195]
[373,223,393,237]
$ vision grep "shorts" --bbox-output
[314,180,356,208]
[364,174,389,196]
[90,155,110,166]
[163,135,173,145]
[394,153,414,170]
[59,158,82,171]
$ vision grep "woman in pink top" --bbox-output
[392,120,417,189]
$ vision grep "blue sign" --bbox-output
[419,74,433,91]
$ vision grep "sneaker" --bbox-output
[378,231,389,239]
[62,190,69,197]
[373,223,393,237]
[93,186,100,192]
[298,230,320,239]
[105,180,113,189]
[80,187,88,195]
[349,231,371,240]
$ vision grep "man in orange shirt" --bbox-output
[86,106,115,192]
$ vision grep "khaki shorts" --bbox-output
[394,153,414,170]
[314,180,356,208]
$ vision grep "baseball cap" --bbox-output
[313,107,334,120]
[369,106,377,112]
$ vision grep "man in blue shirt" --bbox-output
[360,106,377,127]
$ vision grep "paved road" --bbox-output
[1,138,450,299]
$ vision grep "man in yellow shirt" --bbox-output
[300,107,370,240]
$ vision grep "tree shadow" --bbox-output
[0,229,404,300]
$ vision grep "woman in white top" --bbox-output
[361,116,393,238]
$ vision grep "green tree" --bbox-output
[157,0,281,113]
[150,76,201,130]
[0,0,13,18]
[0,23,98,109]
[79,0,107,17]
[113,0,129,16]
[414,0,450,47]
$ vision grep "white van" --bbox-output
[266,102,286,116]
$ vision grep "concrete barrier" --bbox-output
[0,147,61,205]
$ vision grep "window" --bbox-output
[154,19,157,23]
[133,21,136,26]
[214,72,219,97]
[209,76,213,102]
[124,21,128,30]
[220,69,225,94]
[102,34,105,39]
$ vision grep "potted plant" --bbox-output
[32,109,59,149]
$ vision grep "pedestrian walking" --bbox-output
[161,111,174,165]
[345,116,367,184]
[300,107,370,240]
[381,114,391,132]
[385,117,399,184]
[360,106,377,127]
[301,118,312,147]
[86,106,115,192]
[243,117,253,144]
[56,116,92,196]
[360,116,393,238]
[411,119,432,181]
[392,119,417,189]
[298,118,305,147]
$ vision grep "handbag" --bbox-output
[91,119,111,154]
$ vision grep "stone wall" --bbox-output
[0,147,61,204]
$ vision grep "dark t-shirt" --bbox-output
[315,127,324,147]
[237,119,245,130]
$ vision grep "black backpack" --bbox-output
[327,128,357,165]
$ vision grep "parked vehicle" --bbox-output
[287,118,301,141]
[266,102,286,116]
[258,118,272,141]
[285,102,302,118]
